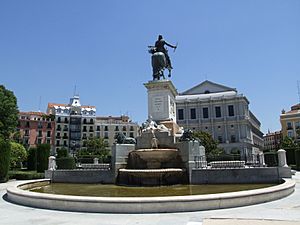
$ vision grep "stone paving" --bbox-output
[0,172,299,225]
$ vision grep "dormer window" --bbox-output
[204,90,210,94]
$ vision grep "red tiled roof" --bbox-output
[19,111,46,116]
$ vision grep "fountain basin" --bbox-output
[6,179,295,213]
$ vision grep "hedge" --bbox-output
[27,147,37,171]
[8,170,44,180]
[56,157,76,169]
[264,152,278,167]
[0,138,11,182]
[36,144,50,173]
[285,148,296,165]
[207,154,240,162]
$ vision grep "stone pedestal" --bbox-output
[277,149,288,167]
[144,80,178,122]
[111,144,135,179]
[136,130,175,149]
[48,156,56,170]
[175,141,206,183]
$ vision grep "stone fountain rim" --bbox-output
[6,178,295,213]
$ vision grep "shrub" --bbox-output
[264,152,278,167]
[0,138,11,182]
[285,148,296,165]
[10,142,27,168]
[295,149,300,171]
[8,170,44,180]
[36,144,50,173]
[56,157,76,169]
[56,147,68,158]
[27,147,37,171]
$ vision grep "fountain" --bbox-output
[6,79,295,213]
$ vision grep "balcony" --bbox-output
[63,136,69,139]
[63,128,69,131]
[287,126,293,130]
[56,136,61,139]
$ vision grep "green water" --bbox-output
[29,183,275,197]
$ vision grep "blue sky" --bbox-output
[0,0,299,133]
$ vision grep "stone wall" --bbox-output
[191,167,292,184]
[45,169,114,184]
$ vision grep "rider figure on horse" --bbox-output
[155,35,177,70]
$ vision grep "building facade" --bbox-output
[17,112,55,149]
[280,104,300,142]
[263,130,282,151]
[175,80,264,157]
[47,95,139,154]
[94,115,140,147]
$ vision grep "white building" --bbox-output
[47,95,96,155]
[175,80,264,158]
[47,95,140,154]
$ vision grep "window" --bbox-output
[38,130,42,137]
[115,126,119,131]
[83,126,87,132]
[129,132,134,138]
[215,106,221,118]
[231,135,236,143]
[56,140,60,146]
[47,131,51,137]
[228,105,234,117]
[203,107,209,119]
[178,109,184,120]
[130,126,134,131]
[287,122,293,130]
[123,126,127,131]
[104,132,109,139]
[97,126,100,131]
[104,126,108,131]
[218,136,223,143]
[190,108,196,120]
[288,131,293,138]
[96,132,100,137]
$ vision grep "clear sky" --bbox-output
[0,0,299,134]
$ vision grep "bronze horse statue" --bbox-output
[148,46,171,80]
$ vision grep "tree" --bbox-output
[36,144,50,173]
[80,137,110,162]
[10,142,27,168]
[192,131,223,156]
[0,85,19,140]
[0,138,11,182]
[280,136,297,149]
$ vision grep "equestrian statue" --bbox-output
[148,35,177,81]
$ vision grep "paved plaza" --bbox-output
[0,173,300,225]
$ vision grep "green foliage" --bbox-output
[10,142,27,168]
[56,157,76,169]
[0,138,11,182]
[56,147,68,158]
[295,148,300,171]
[36,144,50,173]
[192,131,219,156]
[27,147,37,171]
[8,170,44,180]
[285,148,296,165]
[79,137,110,162]
[0,85,19,140]
[280,136,297,149]
[264,152,278,167]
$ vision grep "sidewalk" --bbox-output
[0,172,299,225]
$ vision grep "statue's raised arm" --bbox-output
[148,35,177,81]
